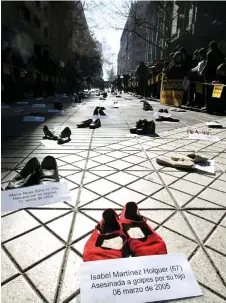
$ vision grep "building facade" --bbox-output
[1,1,93,66]
[117,1,226,73]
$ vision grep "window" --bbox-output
[35,1,40,8]
[20,6,31,23]
[34,17,40,29]
[44,27,48,38]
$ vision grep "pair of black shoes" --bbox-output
[43,125,71,144]
[77,118,101,129]
[143,101,153,111]
[93,107,106,116]
[5,156,59,190]
[156,116,179,122]
[54,101,64,110]
[130,120,155,135]
[159,108,168,113]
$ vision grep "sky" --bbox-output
[84,0,129,79]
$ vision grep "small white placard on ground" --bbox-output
[188,133,219,141]
[80,253,202,303]
[23,116,45,122]
[14,108,24,113]
[48,109,64,113]
[41,140,61,148]
[205,121,223,128]
[17,101,28,105]
[1,182,71,212]
[154,112,171,119]
[195,160,215,174]
[32,104,46,108]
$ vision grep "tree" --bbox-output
[106,66,116,82]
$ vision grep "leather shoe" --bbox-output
[99,107,106,116]
[39,156,59,184]
[58,127,71,144]
[77,119,92,128]
[89,118,101,129]
[54,101,64,110]
[137,120,155,135]
[43,125,58,140]
[93,107,99,115]
[6,158,40,190]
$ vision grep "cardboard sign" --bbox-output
[20,71,25,78]
[23,116,45,122]
[3,67,10,75]
[32,104,46,108]
[212,85,224,98]
[160,80,184,107]
[195,82,203,94]
[80,253,202,303]
[1,182,71,212]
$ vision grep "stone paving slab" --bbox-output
[1,93,226,303]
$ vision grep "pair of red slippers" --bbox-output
[83,202,167,262]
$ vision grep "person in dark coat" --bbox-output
[179,47,192,74]
[123,74,130,93]
[201,41,225,82]
[165,51,187,79]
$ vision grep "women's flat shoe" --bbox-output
[89,118,101,129]
[83,209,129,261]
[120,202,167,257]
[93,107,99,115]
[43,125,58,140]
[6,158,40,190]
[38,156,59,184]
[77,119,93,128]
[58,127,71,144]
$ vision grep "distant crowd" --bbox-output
[113,41,226,111]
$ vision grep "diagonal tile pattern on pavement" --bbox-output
[1,93,226,303]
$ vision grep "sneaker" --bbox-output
[120,202,167,257]
[83,209,128,261]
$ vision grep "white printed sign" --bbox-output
[32,104,46,108]
[154,112,171,119]
[195,160,215,174]
[1,105,11,108]
[1,182,71,212]
[80,253,202,303]
[23,116,45,122]
[188,133,219,141]
[48,109,64,113]
[17,101,28,105]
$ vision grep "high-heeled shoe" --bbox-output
[58,127,71,144]
[43,125,58,140]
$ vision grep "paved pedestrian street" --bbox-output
[1,94,226,303]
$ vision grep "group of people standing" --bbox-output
[113,40,226,111]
